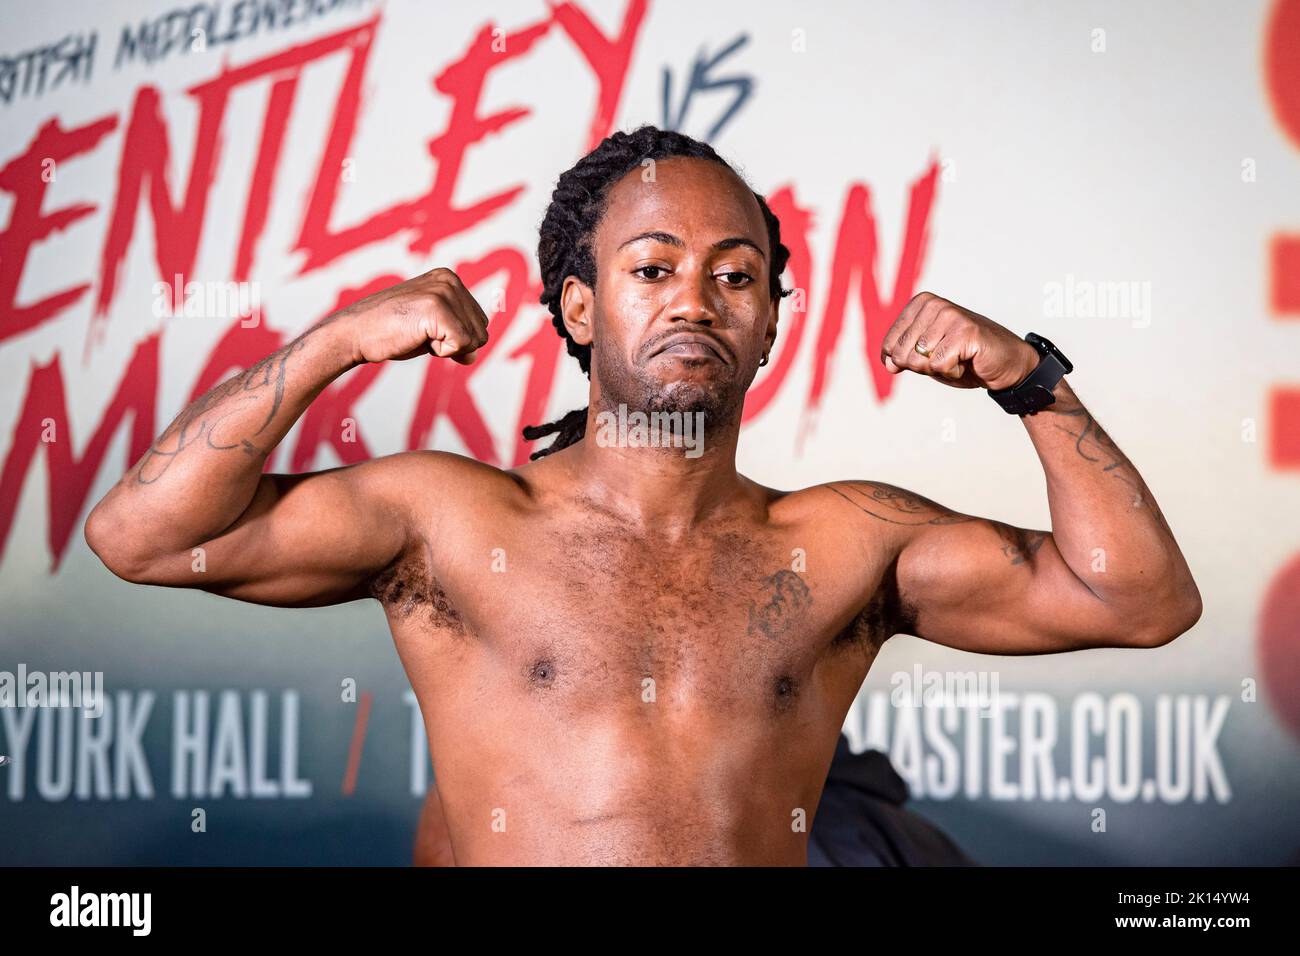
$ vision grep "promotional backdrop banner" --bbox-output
[1,0,1298,865]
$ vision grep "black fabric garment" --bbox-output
[807,733,977,867]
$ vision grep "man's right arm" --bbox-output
[83,268,490,607]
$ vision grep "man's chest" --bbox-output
[376,513,897,713]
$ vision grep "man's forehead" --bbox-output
[598,158,765,248]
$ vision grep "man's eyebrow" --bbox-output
[617,231,766,259]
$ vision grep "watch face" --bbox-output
[1026,333,1071,372]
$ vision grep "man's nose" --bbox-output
[668,269,718,326]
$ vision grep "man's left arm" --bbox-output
[863,292,1202,654]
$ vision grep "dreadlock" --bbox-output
[522,124,792,460]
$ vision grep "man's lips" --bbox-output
[651,334,728,362]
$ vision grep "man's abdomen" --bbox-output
[425,701,841,866]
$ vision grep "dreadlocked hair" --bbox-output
[522,124,792,460]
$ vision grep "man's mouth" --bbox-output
[652,334,727,363]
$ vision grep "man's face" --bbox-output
[563,156,778,430]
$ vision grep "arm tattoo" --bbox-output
[825,481,978,526]
[830,482,1046,571]
[1046,405,1130,478]
[993,523,1047,565]
[747,569,812,640]
[134,320,333,485]
[1044,405,1174,537]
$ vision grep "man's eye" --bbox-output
[718,271,754,287]
[633,265,669,280]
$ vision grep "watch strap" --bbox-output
[987,333,1072,416]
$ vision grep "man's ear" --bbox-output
[763,291,781,358]
[560,275,594,347]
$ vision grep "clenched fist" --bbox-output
[880,292,1040,391]
[338,268,490,365]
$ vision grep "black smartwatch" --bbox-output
[987,332,1072,416]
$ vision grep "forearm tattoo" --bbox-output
[133,320,333,484]
[1043,405,1174,537]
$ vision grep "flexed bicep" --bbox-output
[99,451,455,610]
[824,480,1127,655]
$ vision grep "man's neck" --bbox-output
[561,404,749,536]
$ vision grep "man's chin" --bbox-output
[594,350,744,427]
[642,379,740,424]
[645,379,710,410]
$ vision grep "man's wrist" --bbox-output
[986,333,1074,415]
[986,339,1043,392]
[305,311,367,374]
[1039,374,1079,412]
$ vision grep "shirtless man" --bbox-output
[84,125,1201,866]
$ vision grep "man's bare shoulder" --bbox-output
[363,448,517,485]
[767,478,974,528]
[360,449,533,517]
[366,444,627,519]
